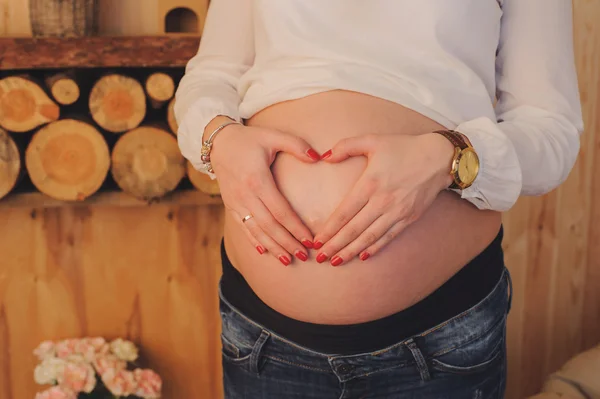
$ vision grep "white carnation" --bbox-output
[34,358,66,385]
[109,339,138,362]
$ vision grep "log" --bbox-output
[0,128,21,200]
[25,119,110,201]
[111,126,186,200]
[167,98,178,135]
[89,74,147,133]
[0,76,60,133]
[187,161,220,196]
[145,72,175,109]
[45,72,80,105]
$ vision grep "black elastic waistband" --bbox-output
[220,227,505,355]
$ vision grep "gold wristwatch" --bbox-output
[433,130,480,190]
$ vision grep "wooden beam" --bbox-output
[0,36,200,70]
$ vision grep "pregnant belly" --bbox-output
[223,90,501,324]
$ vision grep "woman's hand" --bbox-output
[312,133,456,266]
[210,122,321,266]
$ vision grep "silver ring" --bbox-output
[241,214,254,223]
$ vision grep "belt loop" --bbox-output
[405,338,431,382]
[505,267,513,314]
[250,330,270,376]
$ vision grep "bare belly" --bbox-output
[223,90,501,325]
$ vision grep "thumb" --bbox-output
[263,129,321,163]
[321,135,374,163]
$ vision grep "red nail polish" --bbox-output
[256,245,265,255]
[330,256,344,266]
[313,241,324,250]
[360,252,370,261]
[306,148,320,161]
[316,253,328,263]
[279,256,291,266]
[295,251,308,261]
[302,239,314,249]
[321,149,332,160]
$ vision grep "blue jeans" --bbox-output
[219,268,512,399]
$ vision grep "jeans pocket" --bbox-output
[430,316,506,376]
[431,345,503,375]
[221,334,245,361]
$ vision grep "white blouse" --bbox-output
[175,0,584,211]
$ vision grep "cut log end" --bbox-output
[187,161,220,196]
[111,126,186,200]
[25,119,110,201]
[0,76,60,133]
[0,128,21,200]
[89,74,146,133]
[146,72,175,108]
[167,98,178,135]
[48,76,80,105]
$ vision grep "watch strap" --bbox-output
[432,130,469,150]
[432,130,469,190]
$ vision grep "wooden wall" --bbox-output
[0,1,598,399]
[0,205,226,399]
[504,1,600,397]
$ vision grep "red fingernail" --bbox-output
[279,256,291,266]
[302,239,314,249]
[330,256,344,267]
[321,149,332,160]
[256,245,265,255]
[313,241,324,250]
[295,251,308,261]
[306,148,320,161]
[359,252,370,261]
[316,253,328,263]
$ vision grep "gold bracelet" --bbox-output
[200,120,241,174]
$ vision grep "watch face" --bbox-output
[457,149,480,185]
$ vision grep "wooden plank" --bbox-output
[0,0,32,37]
[575,0,600,352]
[0,36,200,70]
[98,0,160,36]
[0,190,222,208]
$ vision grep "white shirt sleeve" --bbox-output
[174,0,255,173]
[455,0,584,211]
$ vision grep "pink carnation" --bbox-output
[33,341,56,361]
[92,354,127,376]
[57,361,96,394]
[34,386,76,399]
[54,340,78,359]
[133,369,162,398]
[102,369,137,397]
[86,337,109,356]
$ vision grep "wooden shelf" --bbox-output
[0,190,222,208]
[0,36,201,70]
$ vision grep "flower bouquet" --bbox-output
[33,338,162,399]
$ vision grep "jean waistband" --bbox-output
[219,267,512,376]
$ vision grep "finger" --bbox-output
[229,208,268,255]
[259,174,315,249]
[313,176,377,249]
[324,213,395,266]
[263,129,321,162]
[314,201,382,265]
[358,219,411,262]
[321,135,377,163]
[240,210,294,266]
[244,194,309,264]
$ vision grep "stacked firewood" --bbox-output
[0,70,219,202]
